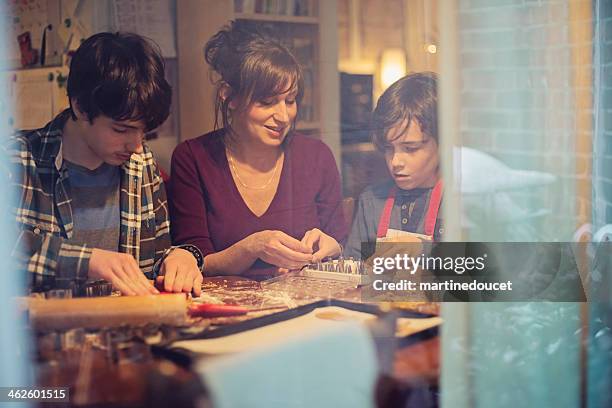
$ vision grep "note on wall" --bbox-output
[11,74,54,129]
[6,67,68,130]
[112,0,176,57]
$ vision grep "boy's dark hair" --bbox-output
[67,32,171,132]
[371,72,438,150]
[204,20,303,131]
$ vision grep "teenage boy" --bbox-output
[7,32,204,296]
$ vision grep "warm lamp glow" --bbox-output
[380,48,407,89]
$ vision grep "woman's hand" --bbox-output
[301,228,341,263]
[247,230,313,270]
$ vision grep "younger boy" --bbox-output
[345,72,443,259]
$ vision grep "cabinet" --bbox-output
[176,0,341,163]
[1,66,69,131]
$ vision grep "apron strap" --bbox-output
[376,180,443,240]
[376,187,396,238]
[423,180,443,238]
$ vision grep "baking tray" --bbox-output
[152,299,439,367]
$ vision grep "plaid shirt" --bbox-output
[6,110,172,291]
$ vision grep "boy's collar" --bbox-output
[395,185,434,197]
[54,145,63,171]
[31,109,71,171]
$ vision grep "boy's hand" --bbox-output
[89,249,159,296]
[366,235,429,276]
[374,234,427,258]
[159,248,203,296]
[301,228,341,263]
[247,230,313,270]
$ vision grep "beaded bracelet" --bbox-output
[177,244,204,271]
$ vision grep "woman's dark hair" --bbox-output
[67,32,171,132]
[204,20,304,131]
[371,72,438,151]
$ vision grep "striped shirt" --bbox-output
[6,110,172,291]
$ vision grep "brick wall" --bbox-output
[457,0,593,240]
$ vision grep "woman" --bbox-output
[169,21,347,275]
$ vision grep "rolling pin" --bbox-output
[28,294,188,331]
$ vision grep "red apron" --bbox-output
[376,180,443,241]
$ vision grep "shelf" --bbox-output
[235,12,319,24]
[2,64,65,73]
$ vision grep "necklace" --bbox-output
[226,148,282,190]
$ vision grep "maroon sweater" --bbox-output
[169,129,347,270]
